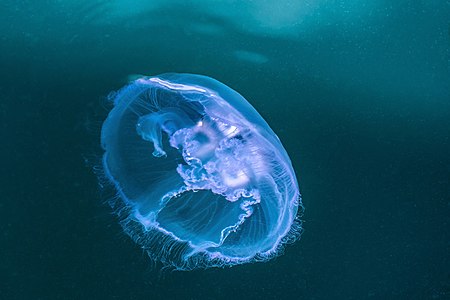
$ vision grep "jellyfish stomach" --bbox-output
[171,117,265,202]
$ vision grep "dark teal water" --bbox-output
[1,1,449,299]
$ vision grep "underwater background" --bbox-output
[1,0,449,299]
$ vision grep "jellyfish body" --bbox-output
[101,73,301,269]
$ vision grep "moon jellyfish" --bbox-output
[101,73,301,270]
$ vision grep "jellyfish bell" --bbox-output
[100,73,302,269]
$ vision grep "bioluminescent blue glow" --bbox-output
[101,73,301,270]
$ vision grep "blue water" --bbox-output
[1,0,449,299]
